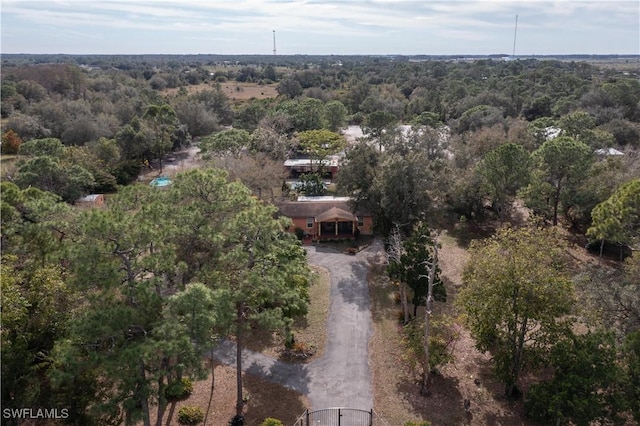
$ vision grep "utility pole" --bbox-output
[273,30,277,55]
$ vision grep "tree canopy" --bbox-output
[457,226,575,397]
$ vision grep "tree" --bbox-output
[173,99,219,137]
[478,143,531,215]
[56,184,202,426]
[233,101,268,132]
[558,110,596,141]
[622,331,640,423]
[143,169,311,419]
[296,129,346,173]
[525,331,625,425]
[587,178,640,256]
[386,225,411,324]
[276,78,303,99]
[142,104,179,171]
[1,129,22,154]
[296,173,326,196]
[520,136,593,226]
[200,128,252,159]
[388,224,445,318]
[324,100,348,132]
[167,169,310,417]
[362,111,397,150]
[209,152,288,201]
[1,256,82,421]
[388,222,453,396]
[14,154,95,203]
[457,226,575,397]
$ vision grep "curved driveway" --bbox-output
[211,243,379,411]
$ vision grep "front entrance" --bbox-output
[319,221,354,237]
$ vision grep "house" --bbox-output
[278,196,373,242]
[283,156,340,180]
[76,193,105,207]
[594,147,624,157]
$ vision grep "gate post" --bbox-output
[338,408,341,426]
[369,408,373,426]
[305,409,309,426]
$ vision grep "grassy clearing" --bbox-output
[163,81,278,102]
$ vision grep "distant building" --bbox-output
[76,193,105,207]
[284,157,340,180]
[594,147,625,156]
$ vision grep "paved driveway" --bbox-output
[211,242,381,411]
[305,245,373,411]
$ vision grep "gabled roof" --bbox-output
[277,199,369,219]
[315,206,355,222]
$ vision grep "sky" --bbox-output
[1,0,639,56]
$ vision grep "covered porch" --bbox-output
[315,206,358,238]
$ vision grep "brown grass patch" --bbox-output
[163,82,278,102]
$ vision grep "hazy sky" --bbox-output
[1,0,638,55]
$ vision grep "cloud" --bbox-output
[1,0,638,54]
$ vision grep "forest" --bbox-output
[1,53,639,425]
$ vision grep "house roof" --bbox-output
[77,194,103,202]
[594,147,624,156]
[278,199,369,219]
[316,206,355,222]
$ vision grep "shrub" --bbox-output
[1,130,22,155]
[165,377,193,401]
[229,414,245,426]
[404,421,431,426]
[294,227,305,240]
[261,418,284,426]
[177,405,204,425]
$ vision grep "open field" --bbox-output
[164,81,279,102]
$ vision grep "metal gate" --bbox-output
[293,408,377,426]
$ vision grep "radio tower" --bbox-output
[273,30,277,55]
[512,15,518,59]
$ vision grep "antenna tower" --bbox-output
[512,15,518,59]
[273,30,277,55]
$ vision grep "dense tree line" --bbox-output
[1,170,311,425]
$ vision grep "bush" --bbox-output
[261,418,284,426]
[404,421,431,426]
[165,377,193,401]
[229,414,244,426]
[177,405,204,425]
[294,227,305,240]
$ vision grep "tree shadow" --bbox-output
[474,353,535,425]
[335,261,370,312]
[367,266,398,323]
[242,361,310,425]
[446,221,496,249]
[396,372,468,425]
